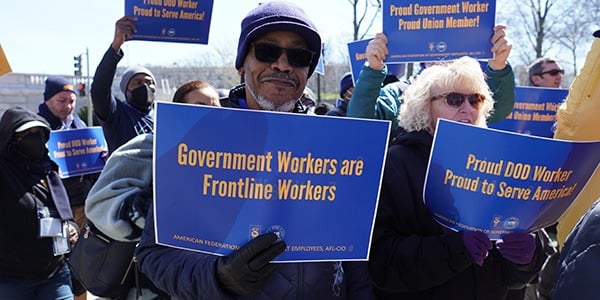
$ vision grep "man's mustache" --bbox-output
[259,72,299,87]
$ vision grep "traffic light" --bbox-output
[73,55,82,76]
[77,82,86,96]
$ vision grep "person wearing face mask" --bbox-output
[90,15,157,155]
[0,106,79,299]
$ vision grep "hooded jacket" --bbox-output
[0,107,69,280]
[369,129,546,300]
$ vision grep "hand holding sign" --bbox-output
[113,16,138,50]
[216,233,286,296]
[488,25,512,71]
[495,232,536,265]
[462,231,492,266]
[366,33,389,71]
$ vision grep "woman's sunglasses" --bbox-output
[431,92,485,109]
[252,43,315,68]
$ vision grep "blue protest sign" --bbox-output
[153,102,390,262]
[125,0,213,44]
[314,44,325,75]
[383,0,496,63]
[489,86,568,137]
[47,127,107,178]
[347,39,405,85]
[425,119,600,240]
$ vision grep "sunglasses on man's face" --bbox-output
[537,69,564,76]
[431,92,485,109]
[252,43,315,68]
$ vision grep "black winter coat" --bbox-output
[368,129,546,300]
[0,107,70,280]
[135,85,374,299]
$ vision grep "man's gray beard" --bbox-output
[246,82,298,112]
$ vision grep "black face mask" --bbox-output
[128,84,155,110]
[9,131,48,161]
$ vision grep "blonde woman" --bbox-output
[369,57,546,300]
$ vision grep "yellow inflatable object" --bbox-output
[554,36,600,250]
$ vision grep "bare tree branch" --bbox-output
[348,0,381,41]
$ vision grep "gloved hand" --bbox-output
[495,232,536,265]
[462,231,492,266]
[216,232,286,296]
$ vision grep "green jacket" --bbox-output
[347,63,515,129]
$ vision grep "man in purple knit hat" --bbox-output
[134,2,375,299]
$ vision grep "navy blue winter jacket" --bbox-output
[90,46,153,155]
[135,85,374,299]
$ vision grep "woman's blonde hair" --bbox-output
[398,56,495,132]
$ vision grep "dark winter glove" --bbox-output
[216,232,286,296]
[462,231,492,266]
[495,232,536,265]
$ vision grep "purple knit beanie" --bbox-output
[235,1,322,78]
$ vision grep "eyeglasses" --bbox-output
[430,92,485,109]
[537,69,564,76]
[252,43,315,68]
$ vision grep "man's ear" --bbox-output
[530,75,541,86]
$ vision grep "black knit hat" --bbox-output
[44,76,76,101]
[594,30,599,38]
[235,1,322,78]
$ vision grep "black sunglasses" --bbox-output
[431,92,485,109]
[252,43,315,68]
[537,69,564,76]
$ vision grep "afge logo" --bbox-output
[436,41,447,52]
[249,225,261,239]
[503,217,520,229]
[269,225,285,242]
